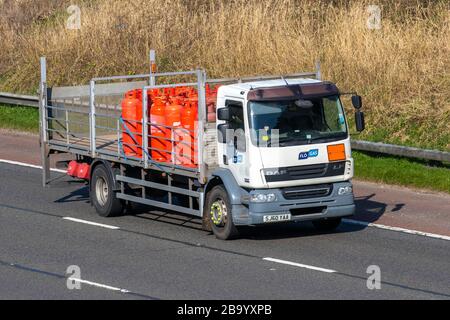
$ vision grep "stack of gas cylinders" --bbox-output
[121,85,219,168]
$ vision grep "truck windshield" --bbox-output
[248,95,348,147]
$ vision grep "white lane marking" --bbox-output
[62,217,120,230]
[0,159,66,173]
[343,219,450,242]
[70,278,130,293]
[263,257,336,273]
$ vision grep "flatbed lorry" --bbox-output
[38,52,365,240]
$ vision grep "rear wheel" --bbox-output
[91,164,124,217]
[204,185,239,240]
[312,217,342,232]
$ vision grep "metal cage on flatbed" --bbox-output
[38,51,321,218]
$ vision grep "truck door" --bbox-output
[220,99,248,186]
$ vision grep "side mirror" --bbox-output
[217,107,232,121]
[217,123,231,143]
[355,111,365,132]
[352,95,362,110]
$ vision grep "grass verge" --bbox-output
[353,151,450,194]
[0,104,39,133]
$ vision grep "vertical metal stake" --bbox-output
[189,178,194,209]
[65,109,70,145]
[39,57,50,187]
[168,175,173,205]
[149,50,156,86]
[117,119,120,156]
[141,168,146,199]
[196,70,207,184]
[316,60,322,81]
[142,89,149,168]
[89,80,96,156]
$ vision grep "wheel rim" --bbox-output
[95,176,109,207]
[210,199,227,227]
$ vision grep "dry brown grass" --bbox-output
[0,0,449,149]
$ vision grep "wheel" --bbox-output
[204,185,239,240]
[91,164,124,217]
[312,217,342,232]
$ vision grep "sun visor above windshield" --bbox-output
[247,82,340,101]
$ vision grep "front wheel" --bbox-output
[312,217,342,232]
[204,185,240,240]
[91,164,124,217]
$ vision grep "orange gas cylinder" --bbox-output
[122,90,143,157]
[181,101,197,129]
[150,97,168,162]
[185,87,197,98]
[148,89,160,100]
[164,87,176,98]
[175,86,189,97]
[76,163,91,180]
[165,97,183,163]
[188,96,199,117]
[188,96,198,107]
[175,102,198,167]
[67,160,79,177]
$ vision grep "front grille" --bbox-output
[290,206,327,216]
[265,161,346,182]
[282,184,333,200]
[287,163,327,179]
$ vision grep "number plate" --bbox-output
[263,214,291,223]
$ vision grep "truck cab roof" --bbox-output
[223,77,322,92]
[220,78,338,101]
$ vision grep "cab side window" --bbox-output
[226,100,244,131]
[225,100,246,152]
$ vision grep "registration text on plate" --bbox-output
[263,214,291,223]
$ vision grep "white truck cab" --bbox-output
[204,78,364,239]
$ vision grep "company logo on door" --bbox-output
[299,149,319,160]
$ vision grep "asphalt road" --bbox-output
[0,162,449,300]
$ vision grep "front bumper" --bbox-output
[232,181,355,226]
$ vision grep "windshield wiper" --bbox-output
[278,137,309,146]
[309,133,348,143]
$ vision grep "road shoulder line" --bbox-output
[343,219,450,241]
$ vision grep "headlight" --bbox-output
[250,193,277,203]
[338,186,353,196]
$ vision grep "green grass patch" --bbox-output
[0,104,39,133]
[353,151,450,193]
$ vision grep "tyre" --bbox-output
[204,185,239,240]
[90,164,124,217]
[312,217,342,232]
